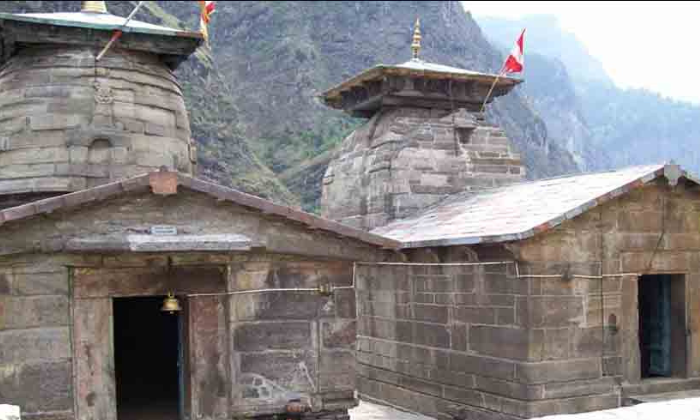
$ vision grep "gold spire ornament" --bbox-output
[411,18,422,60]
[81,1,108,13]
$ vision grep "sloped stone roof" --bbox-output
[0,11,200,38]
[373,163,692,248]
[0,171,400,249]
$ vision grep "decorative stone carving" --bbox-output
[93,81,114,105]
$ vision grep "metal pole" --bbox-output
[95,1,145,61]
[354,261,515,267]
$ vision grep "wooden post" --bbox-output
[480,67,505,114]
[95,1,145,61]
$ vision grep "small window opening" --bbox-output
[456,128,473,144]
[88,138,112,164]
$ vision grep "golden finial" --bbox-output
[81,1,108,14]
[411,18,422,61]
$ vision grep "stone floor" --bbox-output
[538,395,700,419]
[352,395,700,420]
[111,400,431,420]
[349,401,433,420]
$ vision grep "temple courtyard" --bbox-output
[351,393,700,420]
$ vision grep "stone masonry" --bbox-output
[322,107,524,231]
[0,179,391,420]
[354,177,700,419]
[0,46,195,202]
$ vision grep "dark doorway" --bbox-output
[114,296,182,420]
[638,274,686,379]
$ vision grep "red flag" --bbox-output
[502,29,525,74]
[199,1,216,41]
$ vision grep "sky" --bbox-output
[463,1,700,104]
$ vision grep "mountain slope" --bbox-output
[194,1,581,209]
[478,15,612,86]
[2,1,583,211]
[479,14,700,176]
[0,0,300,205]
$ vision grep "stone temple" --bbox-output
[0,3,393,420]
[320,41,525,230]
[3,4,700,420]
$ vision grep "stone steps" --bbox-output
[622,378,700,406]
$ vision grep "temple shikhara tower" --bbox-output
[0,0,199,209]
[320,20,525,231]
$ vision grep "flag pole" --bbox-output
[480,66,505,114]
[96,1,145,61]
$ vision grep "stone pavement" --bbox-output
[0,405,20,420]
[351,397,700,420]
[349,400,434,420]
[538,396,700,419]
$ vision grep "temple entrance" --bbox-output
[638,274,686,379]
[114,296,183,420]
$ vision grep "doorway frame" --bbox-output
[70,264,229,420]
[637,273,687,379]
[622,271,689,385]
[112,294,188,420]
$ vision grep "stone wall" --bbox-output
[0,45,195,206]
[0,252,362,420]
[321,107,524,231]
[355,249,538,419]
[229,257,357,418]
[0,256,73,420]
[516,179,700,401]
[355,179,700,419]
[354,252,620,419]
[0,187,389,420]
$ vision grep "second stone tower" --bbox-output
[320,20,525,231]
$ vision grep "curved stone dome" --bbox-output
[0,45,196,205]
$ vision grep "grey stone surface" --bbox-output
[0,46,195,201]
[321,107,525,231]
[349,400,433,420]
[372,164,666,247]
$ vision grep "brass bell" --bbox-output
[161,292,181,314]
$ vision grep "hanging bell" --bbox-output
[161,292,181,314]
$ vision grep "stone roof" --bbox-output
[0,11,202,69]
[0,171,400,250]
[395,59,506,77]
[373,163,692,248]
[321,58,522,107]
[0,11,200,38]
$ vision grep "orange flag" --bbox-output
[199,1,216,42]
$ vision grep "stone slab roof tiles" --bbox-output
[0,171,401,250]
[373,163,693,248]
[0,11,201,38]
